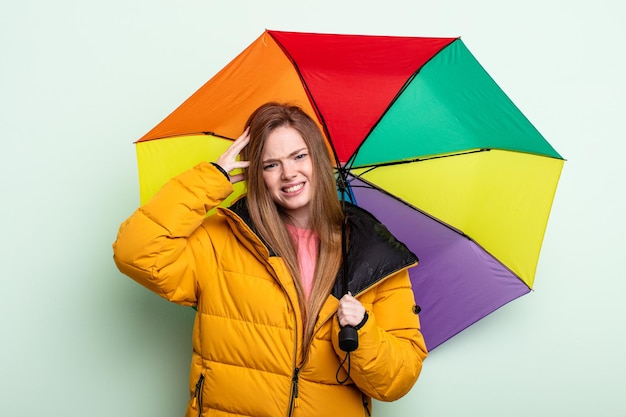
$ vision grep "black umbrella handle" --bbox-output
[339,325,358,352]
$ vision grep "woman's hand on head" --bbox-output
[215,128,251,183]
[337,292,366,328]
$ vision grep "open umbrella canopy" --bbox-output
[135,30,564,350]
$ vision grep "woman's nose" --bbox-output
[281,162,297,179]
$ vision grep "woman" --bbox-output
[113,102,428,416]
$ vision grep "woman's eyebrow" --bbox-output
[262,148,308,164]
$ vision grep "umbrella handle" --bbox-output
[338,197,358,352]
[339,325,358,352]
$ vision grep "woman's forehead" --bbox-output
[261,126,308,158]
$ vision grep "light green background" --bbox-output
[1,0,624,416]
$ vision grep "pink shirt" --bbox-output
[286,224,319,299]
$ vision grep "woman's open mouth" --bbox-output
[283,183,305,194]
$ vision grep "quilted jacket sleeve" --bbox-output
[332,268,428,401]
[112,162,233,305]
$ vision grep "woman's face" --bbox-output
[261,125,314,226]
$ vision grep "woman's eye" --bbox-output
[295,153,307,160]
[263,163,277,170]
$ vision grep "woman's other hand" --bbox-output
[215,128,251,183]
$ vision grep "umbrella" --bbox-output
[134,30,564,350]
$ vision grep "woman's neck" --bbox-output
[283,214,311,230]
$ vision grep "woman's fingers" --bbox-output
[228,128,251,156]
[215,128,251,181]
[337,293,366,328]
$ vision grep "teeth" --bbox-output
[284,183,304,193]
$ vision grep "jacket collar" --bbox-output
[331,203,418,298]
[222,197,418,298]
[218,198,275,259]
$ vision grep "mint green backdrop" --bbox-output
[1,1,624,416]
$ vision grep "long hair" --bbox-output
[241,102,344,350]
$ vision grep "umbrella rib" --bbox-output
[354,148,490,172]
[135,131,236,144]
[346,171,529,287]
[201,131,235,140]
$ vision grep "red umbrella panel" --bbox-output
[135,30,564,350]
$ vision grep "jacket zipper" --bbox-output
[287,367,300,416]
[362,393,371,416]
[192,374,205,417]
[286,290,302,417]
